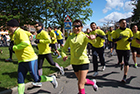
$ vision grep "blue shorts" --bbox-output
[57,39,63,45]
[18,59,41,83]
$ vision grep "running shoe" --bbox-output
[50,75,58,88]
[57,55,61,59]
[121,78,126,83]
[101,66,106,71]
[60,66,65,75]
[32,82,42,87]
[53,53,56,56]
[5,58,13,62]
[92,79,98,91]
[134,63,138,68]
[93,72,98,77]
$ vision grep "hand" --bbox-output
[86,35,96,40]
[118,36,122,40]
[34,39,40,44]
[63,56,68,61]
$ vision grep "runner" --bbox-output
[48,26,62,59]
[34,22,64,76]
[5,30,15,62]
[54,26,64,48]
[90,22,106,77]
[112,19,133,83]
[7,19,58,94]
[62,19,98,94]
[131,25,140,68]
[64,30,68,41]
[106,26,115,56]
[85,28,92,57]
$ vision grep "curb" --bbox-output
[0,65,72,94]
[0,82,32,94]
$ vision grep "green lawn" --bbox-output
[0,46,70,92]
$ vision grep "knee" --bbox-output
[78,82,85,88]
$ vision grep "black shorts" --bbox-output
[57,39,63,45]
[131,46,140,54]
[50,44,57,50]
[72,64,89,72]
[108,41,115,48]
[116,50,130,66]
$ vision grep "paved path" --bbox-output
[1,49,140,94]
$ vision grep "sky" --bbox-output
[83,0,135,31]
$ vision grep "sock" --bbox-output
[79,88,85,94]
[112,49,114,53]
[38,69,42,76]
[58,44,60,49]
[85,79,94,85]
[18,83,25,94]
[123,75,127,79]
[55,63,62,71]
[40,75,53,82]
[135,63,137,66]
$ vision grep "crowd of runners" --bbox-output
[2,18,140,94]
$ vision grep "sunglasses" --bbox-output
[73,25,81,28]
[35,25,39,28]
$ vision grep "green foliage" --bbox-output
[0,0,93,30]
[0,0,44,28]
[43,0,93,29]
[131,0,140,30]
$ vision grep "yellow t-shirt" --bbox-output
[24,31,32,37]
[49,30,57,44]
[61,31,96,65]
[131,31,140,48]
[89,29,105,48]
[36,30,51,54]
[106,30,115,42]
[56,30,63,40]
[13,27,37,62]
[112,28,133,50]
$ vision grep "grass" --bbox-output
[0,46,70,92]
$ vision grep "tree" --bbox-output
[0,0,93,31]
[42,0,93,31]
[0,0,44,28]
[131,0,140,30]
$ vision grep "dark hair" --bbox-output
[119,19,126,23]
[54,26,58,29]
[48,26,52,29]
[90,22,96,27]
[7,19,19,27]
[36,22,43,28]
[73,19,83,27]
